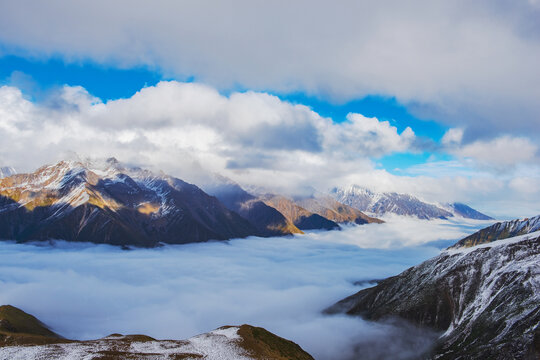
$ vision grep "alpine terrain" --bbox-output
[202,176,304,236]
[0,167,16,179]
[326,216,540,359]
[331,185,493,220]
[0,158,258,247]
[0,159,383,247]
[450,215,540,249]
[203,177,383,233]
[0,305,314,360]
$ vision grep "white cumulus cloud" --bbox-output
[1,0,540,138]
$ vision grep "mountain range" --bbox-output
[0,159,492,246]
[331,184,493,220]
[0,159,383,246]
[0,305,314,359]
[0,159,257,247]
[326,215,540,359]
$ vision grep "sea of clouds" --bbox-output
[0,217,492,359]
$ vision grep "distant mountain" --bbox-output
[204,177,384,233]
[203,176,303,236]
[259,194,340,231]
[450,215,540,249]
[0,167,16,179]
[0,305,314,359]
[326,220,540,359]
[331,185,492,220]
[0,159,258,247]
[294,195,383,225]
[442,203,493,220]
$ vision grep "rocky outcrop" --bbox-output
[0,305,314,359]
[326,229,540,359]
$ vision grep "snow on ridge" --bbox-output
[0,326,251,360]
[445,230,540,255]
[439,232,540,341]
[0,166,16,179]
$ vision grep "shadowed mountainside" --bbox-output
[326,219,540,359]
[0,159,258,247]
[260,194,340,231]
[295,195,383,225]
[202,177,303,236]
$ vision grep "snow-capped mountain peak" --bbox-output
[0,166,16,179]
[330,184,492,220]
[0,159,257,246]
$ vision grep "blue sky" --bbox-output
[0,55,163,101]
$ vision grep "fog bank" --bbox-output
[0,218,488,359]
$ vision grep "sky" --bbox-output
[0,218,489,360]
[0,0,539,218]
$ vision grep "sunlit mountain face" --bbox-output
[0,1,539,359]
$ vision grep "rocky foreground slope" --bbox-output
[326,217,540,359]
[0,305,313,360]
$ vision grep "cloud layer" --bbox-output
[0,219,488,359]
[0,81,538,217]
[1,0,540,138]
[0,81,415,191]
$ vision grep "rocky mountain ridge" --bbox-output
[450,215,540,249]
[294,195,384,225]
[0,159,258,246]
[326,216,540,359]
[202,177,304,236]
[331,184,493,220]
[203,176,383,233]
[0,159,384,247]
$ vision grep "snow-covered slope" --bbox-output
[0,305,314,360]
[450,215,540,249]
[0,327,251,360]
[0,167,15,179]
[331,185,492,220]
[0,158,257,246]
[442,202,493,220]
[327,226,540,359]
